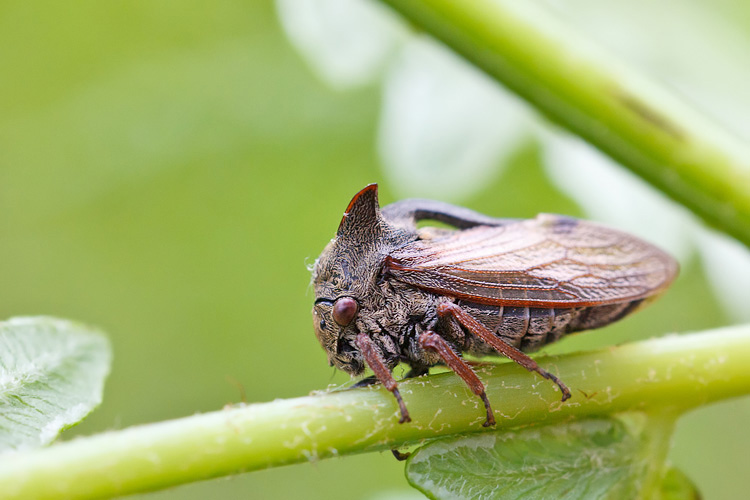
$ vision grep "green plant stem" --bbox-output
[0,326,749,499]
[377,0,750,246]
[629,411,679,497]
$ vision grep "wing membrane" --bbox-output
[386,214,678,308]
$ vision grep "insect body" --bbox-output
[311,184,678,425]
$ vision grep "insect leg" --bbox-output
[437,303,571,402]
[403,366,430,379]
[355,332,412,423]
[391,449,411,461]
[419,331,495,427]
[351,375,379,388]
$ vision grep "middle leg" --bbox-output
[437,302,571,401]
[419,331,495,427]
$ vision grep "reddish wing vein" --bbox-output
[386,214,678,308]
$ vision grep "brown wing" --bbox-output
[386,214,678,308]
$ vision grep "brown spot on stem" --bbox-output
[617,92,684,140]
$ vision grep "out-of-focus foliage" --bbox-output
[0,1,747,498]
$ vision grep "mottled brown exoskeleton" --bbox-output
[311,184,678,426]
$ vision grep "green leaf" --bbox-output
[0,317,111,452]
[406,417,665,500]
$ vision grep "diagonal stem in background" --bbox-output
[377,0,750,246]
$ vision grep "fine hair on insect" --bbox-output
[311,184,678,425]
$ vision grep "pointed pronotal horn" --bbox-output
[337,184,383,236]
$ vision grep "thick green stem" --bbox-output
[0,326,749,499]
[378,0,750,246]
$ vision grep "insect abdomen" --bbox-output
[457,299,645,354]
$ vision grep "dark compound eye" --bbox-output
[332,297,358,326]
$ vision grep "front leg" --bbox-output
[355,332,411,423]
[353,366,427,388]
[352,375,379,388]
[403,365,430,379]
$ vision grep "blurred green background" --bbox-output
[1,1,748,499]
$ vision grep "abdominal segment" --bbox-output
[455,299,644,354]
